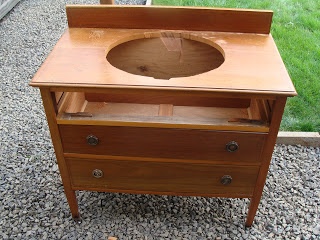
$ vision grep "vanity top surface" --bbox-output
[30,5,296,96]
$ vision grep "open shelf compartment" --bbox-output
[56,92,271,132]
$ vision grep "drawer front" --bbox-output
[66,157,259,196]
[59,125,266,162]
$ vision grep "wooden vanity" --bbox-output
[30,5,296,226]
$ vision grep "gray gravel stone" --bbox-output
[1,0,320,239]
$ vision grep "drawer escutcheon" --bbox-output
[221,175,232,185]
[92,169,103,178]
[86,135,99,146]
[226,141,239,152]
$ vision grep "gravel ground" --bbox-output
[0,0,319,239]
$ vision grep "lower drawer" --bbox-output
[66,157,260,197]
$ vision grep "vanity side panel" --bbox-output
[39,89,80,219]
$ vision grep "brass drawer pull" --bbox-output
[86,135,99,146]
[221,175,232,185]
[92,169,103,178]
[226,141,239,152]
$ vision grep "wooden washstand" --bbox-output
[30,5,296,226]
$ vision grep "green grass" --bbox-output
[153,0,320,132]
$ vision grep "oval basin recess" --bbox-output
[107,35,224,80]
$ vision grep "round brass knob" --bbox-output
[226,141,239,152]
[221,175,232,185]
[86,135,99,146]
[92,169,103,178]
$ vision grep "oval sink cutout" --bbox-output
[107,34,225,80]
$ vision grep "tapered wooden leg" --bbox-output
[246,196,261,227]
[244,97,287,227]
[65,189,80,220]
[40,88,81,220]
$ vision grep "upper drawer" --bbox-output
[59,125,266,163]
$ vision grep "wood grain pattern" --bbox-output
[59,125,266,162]
[84,92,251,108]
[158,104,173,116]
[66,5,273,34]
[29,28,296,96]
[66,157,260,196]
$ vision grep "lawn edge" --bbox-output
[277,132,320,147]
